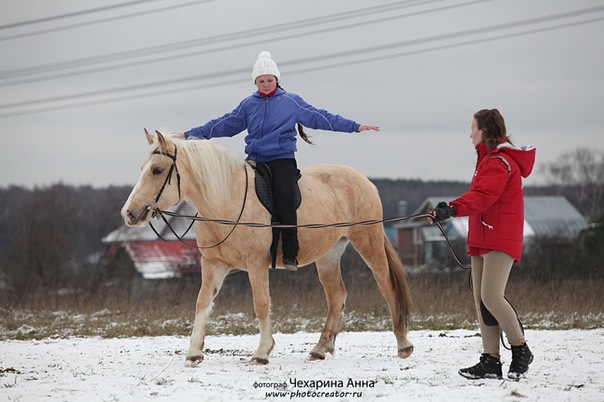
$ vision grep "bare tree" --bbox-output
[541,147,604,221]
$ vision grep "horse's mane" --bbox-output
[176,139,244,211]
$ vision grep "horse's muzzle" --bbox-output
[124,207,150,226]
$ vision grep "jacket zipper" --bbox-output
[260,95,269,137]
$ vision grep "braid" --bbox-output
[278,84,314,145]
[297,123,314,145]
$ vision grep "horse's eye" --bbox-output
[152,167,164,176]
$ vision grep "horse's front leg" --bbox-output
[248,266,274,365]
[309,239,348,360]
[186,265,229,366]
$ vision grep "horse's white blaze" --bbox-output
[121,161,150,226]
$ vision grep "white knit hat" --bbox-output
[252,51,280,83]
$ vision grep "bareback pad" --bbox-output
[249,161,302,268]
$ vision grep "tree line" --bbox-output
[0,147,602,302]
[0,184,131,300]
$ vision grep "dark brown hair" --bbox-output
[278,83,314,145]
[474,108,511,152]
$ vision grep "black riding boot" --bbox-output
[508,342,533,380]
[459,354,503,380]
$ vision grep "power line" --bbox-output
[0,0,217,42]
[1,0,163,30]
[2,5,603,108]
[286,16,604,80]
[1,12,602,118]
[0,0,434,78]
[0,7,604,117]
[0,0,473,82]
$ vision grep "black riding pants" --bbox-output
[266,158,299,259]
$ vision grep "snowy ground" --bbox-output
[1,329,603,401]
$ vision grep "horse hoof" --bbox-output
[250,357,269,365]
[185,355,204,367]
[398,346,414,359]
[307,352,325,361]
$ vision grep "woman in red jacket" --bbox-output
[432,109,536,380]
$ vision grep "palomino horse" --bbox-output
[121,130,414,365]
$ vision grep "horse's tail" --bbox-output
[384,234,413,334]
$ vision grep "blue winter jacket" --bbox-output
[184,88,361,163]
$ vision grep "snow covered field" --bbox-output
[2,329,602,401]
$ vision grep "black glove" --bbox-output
[432,201,456,222]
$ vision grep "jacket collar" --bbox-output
[253,88,284,98]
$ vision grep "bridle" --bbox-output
[150,145,181,211]
[147,145,249,249]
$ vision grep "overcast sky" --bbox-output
[1,0,603,189]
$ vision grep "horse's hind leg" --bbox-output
[248,265,275,365]
[309,238,349,360]
[186,265,230,365]
[349,229,414,358]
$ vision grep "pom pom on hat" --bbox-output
[252,51,280,83]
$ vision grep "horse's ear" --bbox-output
[155,130,173,152]
[144,128,155,145]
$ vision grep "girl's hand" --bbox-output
[358,125,380,132]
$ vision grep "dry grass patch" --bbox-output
[1,268,602,340]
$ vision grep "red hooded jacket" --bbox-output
[450,141,536,262]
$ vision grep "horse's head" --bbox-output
[121,130,183,227]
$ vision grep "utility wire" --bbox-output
[1,13,602,118]
[2,0,164,30]
[0,0,217,42]
[1,5,602,111]
[0,0,473,81]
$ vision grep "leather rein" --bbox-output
[145,145,468,269]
